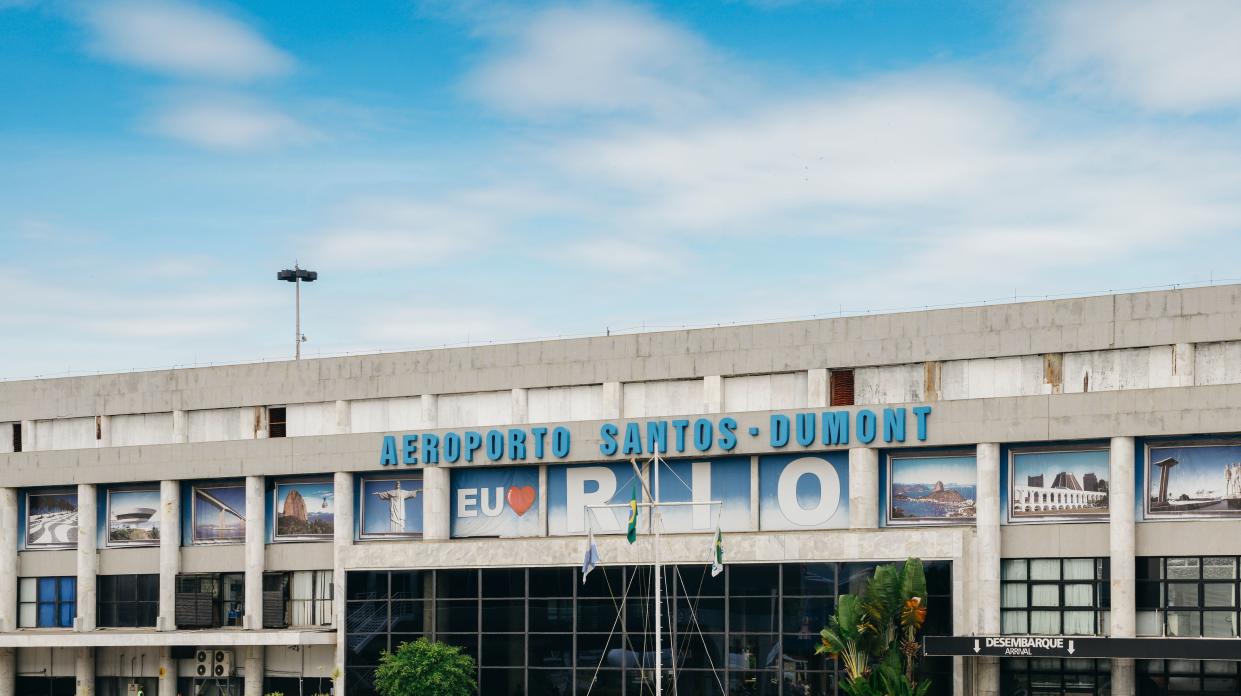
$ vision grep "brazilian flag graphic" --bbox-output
[626,485,638,544]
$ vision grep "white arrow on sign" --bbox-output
[973,639,980,654]
[1067,640,1075,655]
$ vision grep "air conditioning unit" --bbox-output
[213,649,234,678]
[195,649,210,677]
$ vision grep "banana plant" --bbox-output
[817,557,932,696]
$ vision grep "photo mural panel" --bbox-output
[1009,449,1110,522]
[107,488,161,546]
[888,454,977,525]
[547,462,649,536]
[759,453,849,531]
[275,480,335,540]
[1146,443,1241,519]
[192,484,246,544]
[26,489,78,549]
[655,457,751,533]
[451,467,540,538]
[361,475,424,538]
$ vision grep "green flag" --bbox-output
[711,528,724,577]
[626,485,638,544]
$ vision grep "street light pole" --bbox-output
[277,264,318,360]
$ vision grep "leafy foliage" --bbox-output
[374,637,477,696]
[817,557,932,696]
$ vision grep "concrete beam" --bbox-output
[0,629,337,648]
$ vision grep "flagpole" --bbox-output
[653,449,662,696]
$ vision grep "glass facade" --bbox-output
[345,561,953,696]
[1002,658,1112,695]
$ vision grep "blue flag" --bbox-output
[582,530,600,583]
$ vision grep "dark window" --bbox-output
[829,369,854,406]
[175,573,244,629]
[346,561,952,696]
[12,423,21,453]
[98,574,159,627]
[1003,658,1111,695]
[1001,558,1110,636]
[1139,659,1240,695]
[19,576,75,628]
[268,406,287,438]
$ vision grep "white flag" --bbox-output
[582,529,600,583]
[710,528,724,577]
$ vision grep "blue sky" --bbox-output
[3,0,1241,378]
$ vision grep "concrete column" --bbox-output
[421,394,438,429]
[244,475,264,630]
[1110,436,1137,696]
[847,448,879,529]
[172,409,188,443]
[244,646,264,696]
[538,465,549,534]
[602,382,623,419]
[158,646,176,696]
[511,388,529,424]
[422,466,450,541]
[335,399,351,434]
[974,443,1001,696]
[703,375,723,413]
[807,368,829,408]
[76,483,97,632]
[333,471,354,691]
[75,647,95,696]
[0,648,13,696]
[0,489,16,696]
[158,480,180,631]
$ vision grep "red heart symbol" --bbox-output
[506,485,536,517]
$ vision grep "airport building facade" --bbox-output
[3,285,1241,695]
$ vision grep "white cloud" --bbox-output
[1040,0,1241,112]
[148,95,313,150]
[562,237,681,272]
[82,0,292,81]
[466,3,733,117]
[312,197,496,271]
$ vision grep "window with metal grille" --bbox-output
[19,576,75,628]
[1138,556,1241,637]
[829,369,854,406]
[268,406,287,438]
[175,573,244,629]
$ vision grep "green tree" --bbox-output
[374,637,477,696]
[817,558,930,696]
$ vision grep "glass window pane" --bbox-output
[1062,611,1095,635]
[678,597,725,634]
[1167,558,1200,580]
[1203,612,1237,638]
[59,578,75,602]
[1166,611,1201,637]
[482,599,525,633]
[528,634,573,669]
[1031,585,1059,607]
[389,600,425,633]
[1030,611,1060,634]
[37,602,54,627]
[782,564,835,596]
[1136,610,1163,636]
[480,634,525,667]
[529,599,573,633]
[19,578,35,602]
[436,570,478,599]
[1002,610,1028,634]
[1030,560,1060,581]
[1002,560,1028,581]
[1063,559,1096,580]
[436,600,478,633]
[37,577,56,601]
[1204,558,1237,580]
[730,565,777,596]
[528,568,574,598]
[783,597,833,634]
[1064,584,1093,607]
[482,568,525,598]
[1167,583,1200,607]
[1205,583,1235,608]
[1002,584,1028,608]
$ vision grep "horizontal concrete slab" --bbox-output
[0,628,336,648]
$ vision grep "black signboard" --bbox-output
[925,635,1241,660]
